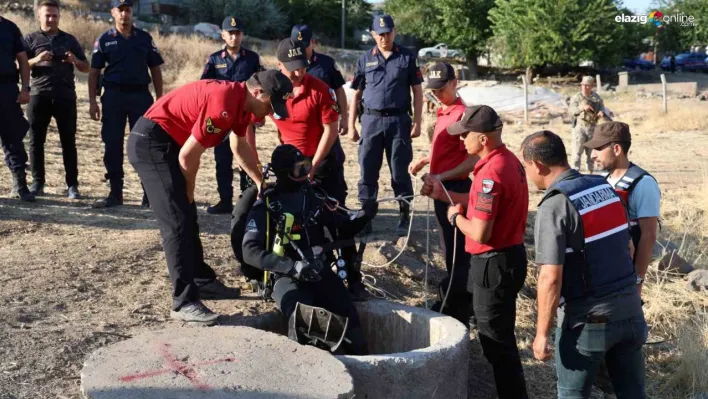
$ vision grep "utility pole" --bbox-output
[341,0,345,49]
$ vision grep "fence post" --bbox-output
[521,75,529,123]
[596,74,602,90]
[660,74,667,114]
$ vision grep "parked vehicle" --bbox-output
[623,58,655,71]
[660,53,708,72]
[418,43,461,58]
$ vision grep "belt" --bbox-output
[0,75,18,84]
[364,108,402,117]
[104,82,149,92]
[470,243,525,259]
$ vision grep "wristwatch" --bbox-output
[449,212,459,227]
[22,85,30,92]
[636,275,644,285]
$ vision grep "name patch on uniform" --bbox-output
[366,61,378,67]
[205,117,222,134]
[475,192,494,214]
[105,41,117,47]
[215,64,227,69]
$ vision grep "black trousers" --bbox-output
[0,83,29,174]
[27,95,78,187]
[469,244,529,399]
[272,267,366,354]
[101,88,153,182]
[127,117,217,310]
[433,178,473,326]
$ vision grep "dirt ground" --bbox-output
[0,82,707,399]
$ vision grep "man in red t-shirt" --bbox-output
[413,62,478,327]
[127,70,293,324]
[426,105,530,399]
[253,39,369,299]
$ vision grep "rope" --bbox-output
[436,178,458,316]
[424,196,431,309]
[361,178,419,269]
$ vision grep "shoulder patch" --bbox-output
[475,192,494,214]
[482,179,494,193]
[205,117,222,134]
[328,87,336,102]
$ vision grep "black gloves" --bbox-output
[361,201,379,220]
[292,258,324,282]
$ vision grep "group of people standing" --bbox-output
[1,3,663,397]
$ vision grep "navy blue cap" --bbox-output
[222,16,244,32]
[111,0,132,8]
[372,14,394,34]
[291,24,312,47]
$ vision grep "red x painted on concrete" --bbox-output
[119,342,237,390]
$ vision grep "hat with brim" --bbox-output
[447,105,503,136]
[372,14,394,35]
[277,38,308,72]
[222,16,244,32]
[111,0,133,8]
[583,121,631,149]
[255,70,293,119]
[425,62,455,90]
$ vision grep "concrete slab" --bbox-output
[81,326,354,399]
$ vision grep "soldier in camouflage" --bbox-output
[569,76,605,172]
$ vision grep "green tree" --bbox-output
[274,0,372,47]
[489,0,653,70]
[385,0,495,76]
[656,0,708,53]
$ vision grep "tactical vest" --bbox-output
[540,174,636,303]
[603,163,655,248]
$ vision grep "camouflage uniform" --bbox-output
[569,91,604,172]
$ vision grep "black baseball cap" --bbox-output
[254,70,294,118]
[426,62,455,90]
[111,0,132,8]
[277,38,308,71]
[584,122,631,149]
[291,24,312,47]
[222,16,244,32]
[372,14,394,34]
[447,105,503,136]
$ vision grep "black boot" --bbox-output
[10,171,36,202]
[207,199,233,214]
[396,201,410,236]
[93,179,123,208]
[29,181,44,196]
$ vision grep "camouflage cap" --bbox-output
[581,76,595,86]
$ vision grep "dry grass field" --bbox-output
[1,11,708,399]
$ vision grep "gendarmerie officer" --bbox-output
[24,0,89,199]
[128,70,293,324]
[430,105,530,398]
[89,0,164,208]
[522,130,647,398]
[415,62,478,327]
[291,24,347,187]
[349,14,424,235]
[586,122,660,298]
[0,14,34,202]
[201,16,264,215]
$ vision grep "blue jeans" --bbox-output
[555,316,648,399]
